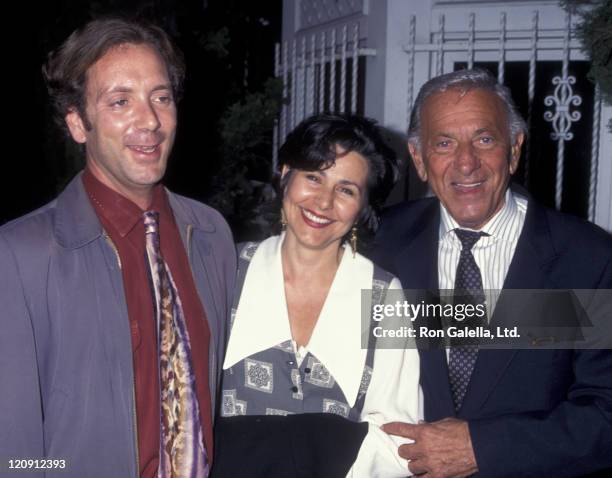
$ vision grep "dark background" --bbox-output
[1,2,599,231]
[0,0,282,225]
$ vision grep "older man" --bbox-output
[0,18,235,478]
[372,69,612,477]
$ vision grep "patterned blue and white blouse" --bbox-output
[221,234,422,477]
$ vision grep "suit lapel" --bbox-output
[166,191,220,339]
[396,218,439,291]
[502,201,558,290]
[391,203,457,419]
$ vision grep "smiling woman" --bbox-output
[281,151,368,259]
[278,114,399,237]
[213,114,422,477]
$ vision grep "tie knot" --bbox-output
[454,229,485,251]
[143,211,160,235]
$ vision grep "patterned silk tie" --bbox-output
[143,211,209,478]
[448,229,487,412]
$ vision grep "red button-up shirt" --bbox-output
[83,169,214,477]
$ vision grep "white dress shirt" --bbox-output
[438,190,528,316]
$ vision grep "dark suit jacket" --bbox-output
[370,196,612,478]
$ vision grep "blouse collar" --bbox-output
[223,233,373,406]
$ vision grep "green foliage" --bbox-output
[200,27,230,58]
[220,78,283,157]
[563,0,612,131]
[209,77,285,240]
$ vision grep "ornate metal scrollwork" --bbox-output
[544,76,582,141]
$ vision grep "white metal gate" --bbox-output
[273,21,374,171]
[278,0,612,230]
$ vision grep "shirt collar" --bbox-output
[82,167,171,237]
[223,233,372,407]
[439,189,520,244]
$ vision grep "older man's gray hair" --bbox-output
[407,68,527,151]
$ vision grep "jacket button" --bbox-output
[304,368,311,373]
[287,360,295,366]
[291,386,299,393]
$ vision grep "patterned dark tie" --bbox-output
[143,211,209,478]
[448,229,487,412]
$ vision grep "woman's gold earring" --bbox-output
[350,225,358,258]
[281,209,287,231]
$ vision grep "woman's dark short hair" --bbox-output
[43,17,185,133]
[278,114,399,234]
